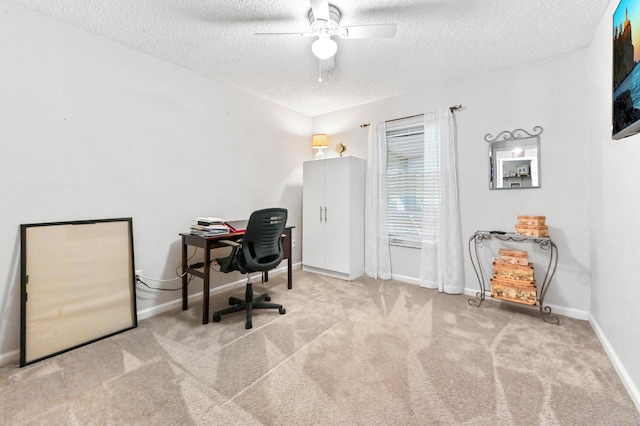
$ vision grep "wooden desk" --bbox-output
[180,226,294,324]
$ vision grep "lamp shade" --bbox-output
[312,134,329,147]
[311,37,338,60]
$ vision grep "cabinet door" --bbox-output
[323,158,351,274]
[302,160,325,268]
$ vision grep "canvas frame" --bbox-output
[20,218,137,366]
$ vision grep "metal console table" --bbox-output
[468,231,559,324]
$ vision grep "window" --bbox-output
[386,115,440,247]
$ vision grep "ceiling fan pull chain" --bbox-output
[318,59,323,82]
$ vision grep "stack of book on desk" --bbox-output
[190,217,230,237]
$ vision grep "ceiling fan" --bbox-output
[255,0,397,75]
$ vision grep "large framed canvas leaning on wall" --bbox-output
[613,0,640,139]
[20,218,137,366]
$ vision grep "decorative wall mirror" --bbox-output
[486,126,543,190]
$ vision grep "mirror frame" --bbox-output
[486,126,543,190]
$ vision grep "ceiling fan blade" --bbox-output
[340,24,397,39]
[254,32,314,37]
[309,0,330,21]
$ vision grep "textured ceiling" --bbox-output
[12,0,610,116]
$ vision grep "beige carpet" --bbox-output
[1,270,638,425]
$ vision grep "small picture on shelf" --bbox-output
[510,182,521,188]
[516,165,529,176]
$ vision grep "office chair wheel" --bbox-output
[264,295,271,301]
[279,307,286,315]
[245,320,252,329]
[213,315,221,322]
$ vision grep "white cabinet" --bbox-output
[302,156,365,280]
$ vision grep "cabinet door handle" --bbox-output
[320,206,323,222]
[324,206,327,222]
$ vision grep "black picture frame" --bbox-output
[20,218,137,366]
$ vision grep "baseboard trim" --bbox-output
[545,303,589,320]
[0,349,19,367]
[386,280,591,321]
[589,314,640,413]
[136,279,245,321]
[390,273,420,286]
[301,265,362,281]
[461,287,589,320]
[137,262,301,321]
[0,263,302,365]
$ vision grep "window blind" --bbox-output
[386,115,440,247]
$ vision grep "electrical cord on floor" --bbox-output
[134,247,227,291]
[136,277,182,291]
[137,273,183,282]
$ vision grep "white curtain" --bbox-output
[419,109,464,293]
[364,122,391,280]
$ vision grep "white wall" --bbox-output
[314,49,592,319]
[4,1,637,408]
[314,9,640,407]
[0,1,312,363]
[587,0,640,410]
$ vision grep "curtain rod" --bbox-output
[359,104,463,128]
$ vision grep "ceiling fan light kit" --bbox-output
[309,5,341,59]
[255,1,397,76]
[312,36,338,59]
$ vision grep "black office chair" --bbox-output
[212,208,287,329]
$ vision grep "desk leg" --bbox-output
[202,243,211,324]
[182,236,188,311]
[284,228,292,289]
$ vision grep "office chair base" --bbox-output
[212,282,285,329]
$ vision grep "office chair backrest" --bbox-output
[241,208,287,273]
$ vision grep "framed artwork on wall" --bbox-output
[613,0,640,139]
[516,165,530,176]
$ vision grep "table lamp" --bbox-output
[312,134,329,159]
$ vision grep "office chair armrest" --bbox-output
[215,240,242,273]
